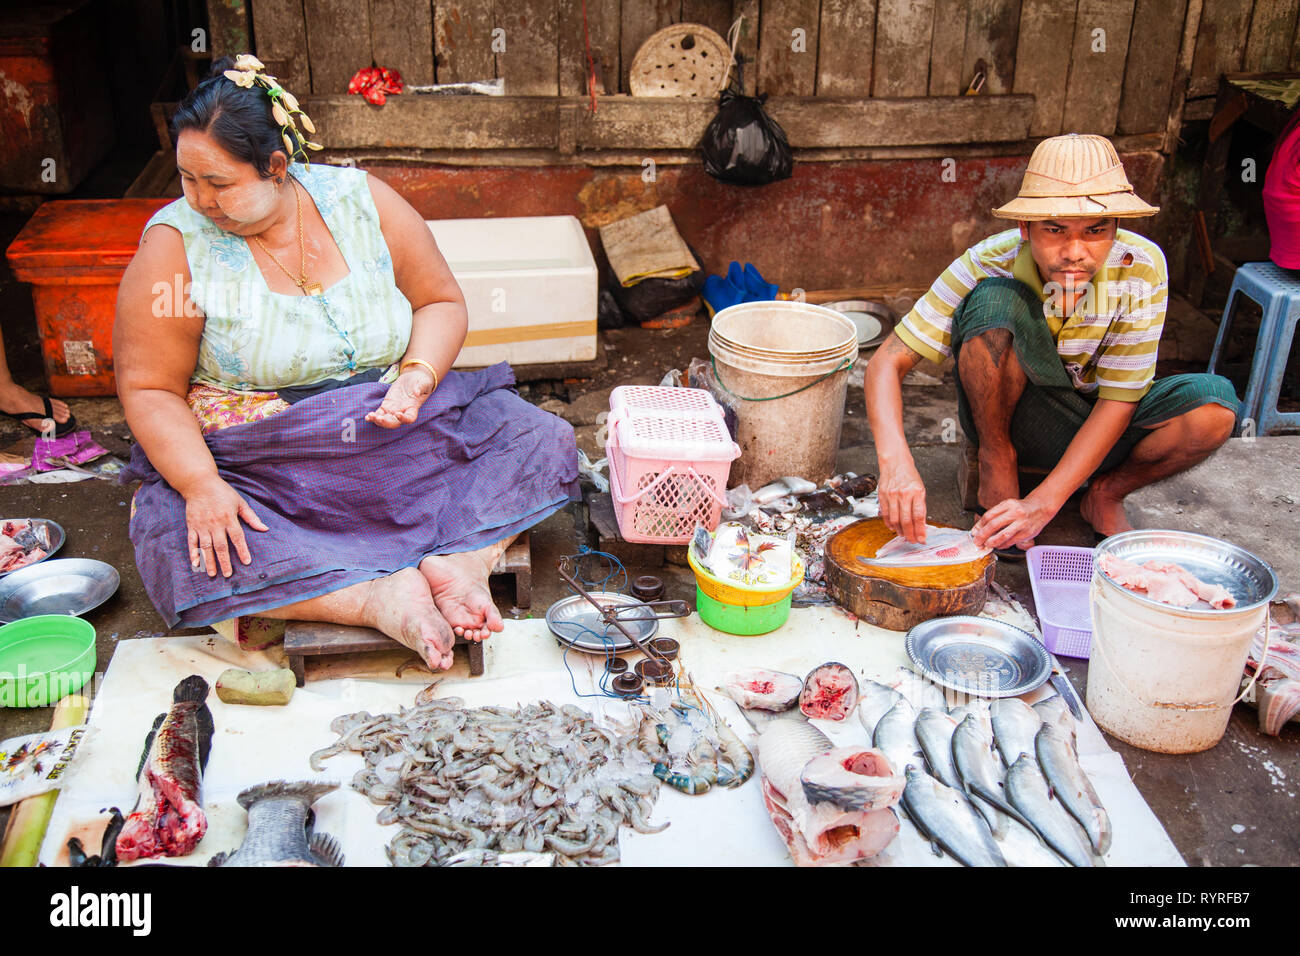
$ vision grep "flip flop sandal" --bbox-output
[0,395,77,437]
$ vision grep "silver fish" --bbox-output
[892,667,949,711]
[208,781,342,867]
[757,718,834,802]
[994,817,1068,868]
[914,708,962,791]
[900,766,1005,867]
[872,699,921,771]
[858,679,904,738]
[1033,695,1075,734]
[949,700,992,737]
[1035,723,1112,856]
[1004,755,1098,868]
[951,714,1022,838]
[991,697,1042,766]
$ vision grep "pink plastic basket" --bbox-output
[1026,545,1097,659]
[606,387,739,544]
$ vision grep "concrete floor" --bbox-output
[1,205,1295,864]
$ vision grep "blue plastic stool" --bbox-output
[1207,262,1300,435]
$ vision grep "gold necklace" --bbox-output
[251,178,323,296]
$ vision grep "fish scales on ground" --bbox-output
[209,781,342,867]
[799,662,859,721]
[1034,724,1112,856]
[720,668,804,712]
[115,675,214,862]
[316,695,669,866]
[756,717,900,865]
[900,766,1005,867]
[1005,754,1099,868]
[857,679,904,738]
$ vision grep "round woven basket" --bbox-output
[629,23,733,98]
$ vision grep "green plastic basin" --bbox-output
[0,615,96,708]
[695,586,792,636]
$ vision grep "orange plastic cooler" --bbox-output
[5,199,170,396]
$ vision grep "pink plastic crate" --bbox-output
[1026,546,1097,659]
[606,387,739,544]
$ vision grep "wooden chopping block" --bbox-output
[824,518,995,631]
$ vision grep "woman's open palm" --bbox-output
[365,369,434,428]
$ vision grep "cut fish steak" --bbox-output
[799,662,859,721]
[800,747,905,811]
[757,718,899,864]
[720,668,804,712]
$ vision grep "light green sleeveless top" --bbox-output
[143,162,413,391]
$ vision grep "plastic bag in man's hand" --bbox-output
[700,90,793,186]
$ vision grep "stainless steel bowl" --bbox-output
[0,558,120,623]
[905,615,1052,698]
[1095,529,1278,616]
[545,592,659,655]
[0,518,65,576]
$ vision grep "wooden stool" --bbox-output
[284,622,485,686]
[493,532,533,608]
[281,533,531,684]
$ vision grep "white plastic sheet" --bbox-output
[39,608,1183,867]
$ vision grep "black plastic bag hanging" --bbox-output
[699,88,793,186]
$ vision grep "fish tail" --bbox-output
[172,674,210,704]
[237,780,340,811]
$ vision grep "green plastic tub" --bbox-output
[695,586,793,636]
[0,615,96,708]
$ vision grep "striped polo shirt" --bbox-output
[896,228,1168,401]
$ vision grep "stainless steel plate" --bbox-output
[905,615,1052,698]
[0,518,65,576]
[823,300,894,349]
[545,592,658,655]
[0,558,120,623]
[1096,529,1278,615]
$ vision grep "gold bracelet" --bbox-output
[400,359,439,390]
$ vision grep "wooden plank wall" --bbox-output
[237,0,1300,139]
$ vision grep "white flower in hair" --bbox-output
[223,69,255,88]
[233,54,265,72]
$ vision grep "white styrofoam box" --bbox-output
[426,215,598,367]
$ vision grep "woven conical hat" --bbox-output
[993,134,1159,220]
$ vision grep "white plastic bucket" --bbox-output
[708,301,859,489]
[1087,574,1268,754]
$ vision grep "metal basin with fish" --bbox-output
[545,592,658,654]
[0,558,120,623]
[1095,530,1278,615]
[905,615,1051,698]
[0,518,65,576]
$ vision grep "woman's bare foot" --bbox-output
[1079,479,1134,538]
[418,551,503,642]
[361,567,457,670]
[0,382,70,433]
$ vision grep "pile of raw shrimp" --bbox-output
[312,694,667,866]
